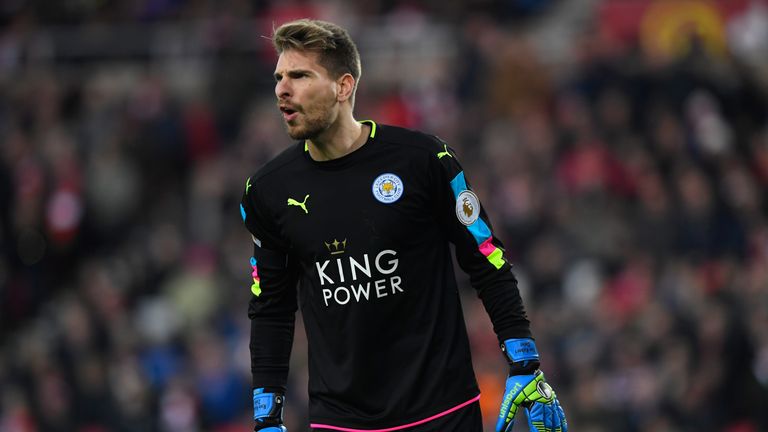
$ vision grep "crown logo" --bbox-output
[324,239,347,255]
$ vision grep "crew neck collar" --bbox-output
[302,120,378,170]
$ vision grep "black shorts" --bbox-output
[311,401,483,432]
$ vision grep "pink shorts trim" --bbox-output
[309,394,481,432]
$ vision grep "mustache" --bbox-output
[277,102,302,112]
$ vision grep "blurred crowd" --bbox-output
[2,0,768,431]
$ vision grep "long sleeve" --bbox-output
[430,140,532,342]
[241,176,299,391]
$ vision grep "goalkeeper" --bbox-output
[240,18,567,432]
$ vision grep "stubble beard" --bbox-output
[285,100,337,141]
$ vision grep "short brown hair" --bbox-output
[272,19,361,84]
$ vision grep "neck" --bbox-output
[307,111,369,161]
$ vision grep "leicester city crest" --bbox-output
[372,173,404,204]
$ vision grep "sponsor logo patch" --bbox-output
[372,173,404,204]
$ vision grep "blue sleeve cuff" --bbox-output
[503,338,540,364]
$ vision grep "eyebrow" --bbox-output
[273,69,314,80]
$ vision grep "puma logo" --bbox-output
[287,194,310,214]
[437,144,452,159]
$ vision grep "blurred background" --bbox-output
[2,0,768,431]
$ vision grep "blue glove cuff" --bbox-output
[502,338,539,364]
[253,388,284,423]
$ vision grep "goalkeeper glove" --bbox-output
[253,388,287,432]
[495,338,567,432]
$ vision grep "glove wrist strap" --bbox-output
[502,338,540,373]
[253,388,285,426]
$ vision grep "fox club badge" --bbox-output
[456,190,480,225]
[372,173,404,204]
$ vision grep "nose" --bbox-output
[275,79,290,100]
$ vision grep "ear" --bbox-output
[336,73,356,103]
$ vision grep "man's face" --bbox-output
[274,49,340,140]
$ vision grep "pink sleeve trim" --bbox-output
[478,237,496,257]
[310,394,481,432]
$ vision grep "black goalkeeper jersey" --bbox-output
[240,121,531,430]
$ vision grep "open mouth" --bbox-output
[280,106,299,122]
